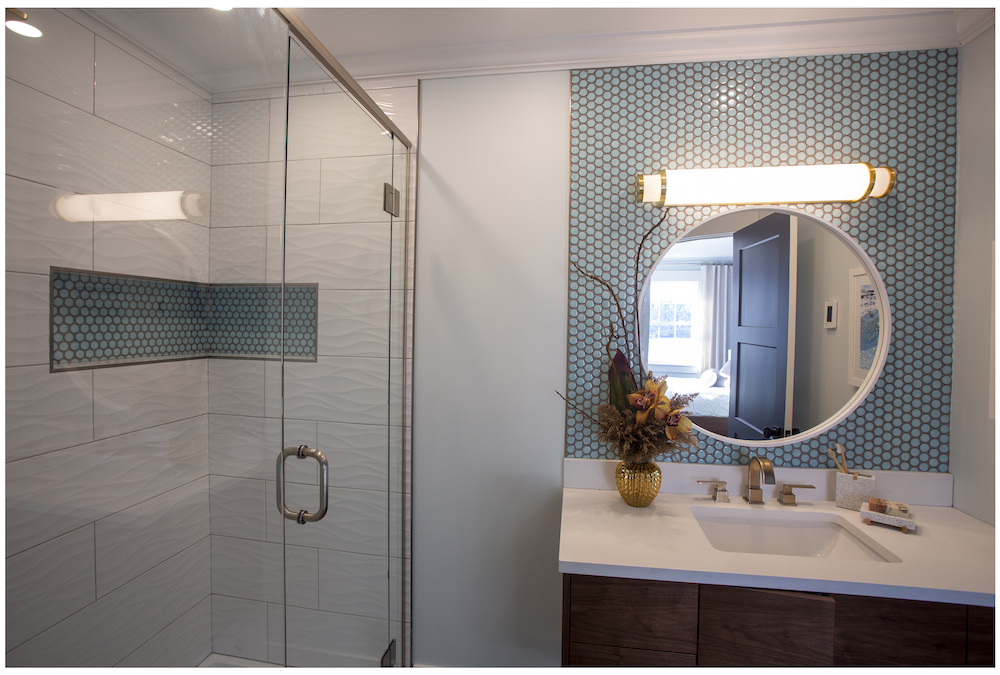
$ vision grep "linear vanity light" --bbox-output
[6,8,42,37]
[635,163,896,207]
[55,191,206,222]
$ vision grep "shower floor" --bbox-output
[198,654,280,668]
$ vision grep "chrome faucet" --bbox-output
[743,454,775,504]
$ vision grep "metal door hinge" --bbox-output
[380,638,396,667]
[383,183,400,217]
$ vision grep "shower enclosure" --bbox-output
[6,8,410,667]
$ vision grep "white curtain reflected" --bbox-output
[700,263,732,372]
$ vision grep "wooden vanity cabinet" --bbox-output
[563,574,994,666]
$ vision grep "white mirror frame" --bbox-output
[638,206,892,448]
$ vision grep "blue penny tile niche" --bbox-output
[50,268,317,370]
[566,50,957,471]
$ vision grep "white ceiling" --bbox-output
[292,7,994,84]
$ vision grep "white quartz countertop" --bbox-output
[558,488,995,607]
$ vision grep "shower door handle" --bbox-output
[276,445,329,524]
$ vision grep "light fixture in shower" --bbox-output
[6,8,42,38]
[55,191,207,223]
[634,163,896,207]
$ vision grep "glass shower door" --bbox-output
[274,37,401,667]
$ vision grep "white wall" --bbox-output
[793,221,865,431]
[951,25,995,525]
[413,71,569,666]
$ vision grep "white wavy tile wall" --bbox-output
[6,11,213,664]
[7,8,414,664]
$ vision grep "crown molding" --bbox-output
[956,8,995,46]
[341,11,962,83]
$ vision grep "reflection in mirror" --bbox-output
[639,209,887,445]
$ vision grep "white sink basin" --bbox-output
[690,506,901,563]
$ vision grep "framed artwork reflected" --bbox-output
[848,266,879,387]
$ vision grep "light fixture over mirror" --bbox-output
[635,163,896,207]
[637,207,891,448]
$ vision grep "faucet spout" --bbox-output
[744,454,775,504]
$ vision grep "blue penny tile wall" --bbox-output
[208,285,317,360]
[50,269,318,370]
[566,50,958,472]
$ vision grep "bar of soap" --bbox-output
[868,498,909,517]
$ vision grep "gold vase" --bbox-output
[615,461,661,507]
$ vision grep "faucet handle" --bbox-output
[777,483,815,506]
[697,480,730,503]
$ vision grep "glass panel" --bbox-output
[280,37,396,668]
[5,8,289,667]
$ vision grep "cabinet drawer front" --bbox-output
[698,585,835,666]
[568,574,698,654]
[569,642,696,666]
[833,594,968,665]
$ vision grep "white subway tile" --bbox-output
[267,97,286,163]
[208,358,264,417]
[94,220,210,284]
[95,38,211,163]
[5,9,95,112]
[319,156,394,224]
[212,99,270,166]
[265,226,283,284]
[93,360,208,439]
[369,86,419,148]
[285,159,321,225]
[5,176,93,275]
[281,485,388,557]
[210,475,266,541]
[209,227,268,284]
[6,272,51,367]
[285,606,386,667]
[95,476,210,597]
[6,538,210,667]
[317,421,388,492]
[212,595,268,663]
[318,290,390,358]
[6,525,96,650]
[6,365,94,462]
[283,357,388,425]
[210,162,284,228]
[318,549,388,619]
[267,602,284,664]
[284,223,391,290]
[6,78,211,209]
[117,596,212,667]
[287,91,392,161]
[210,535,283,604]
[7,416,209,556]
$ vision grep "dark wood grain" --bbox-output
[698,585,835,665]
[568,574,699,655]
[561,574,572,666]
[833,593,967,665]
[967,605,995,666]
[568,642,697,666]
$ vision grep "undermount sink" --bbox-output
[690,506,902,563]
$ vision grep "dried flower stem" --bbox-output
[571,259,633,366]
[632,209,669,378]
[554,390,599,424]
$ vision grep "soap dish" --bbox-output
[860,504,916,534]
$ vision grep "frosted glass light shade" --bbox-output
[634,163,893,207]
[870,167,896,198]
[6,20,41,37]
[56,191,205,222]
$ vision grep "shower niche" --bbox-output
[6,8,409,667]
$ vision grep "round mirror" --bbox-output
[638,207,891,447]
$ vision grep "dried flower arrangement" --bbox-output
[560,212,698,466]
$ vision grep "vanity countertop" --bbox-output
[558,487,995,607]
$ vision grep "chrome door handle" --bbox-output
[276,445,329,524]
